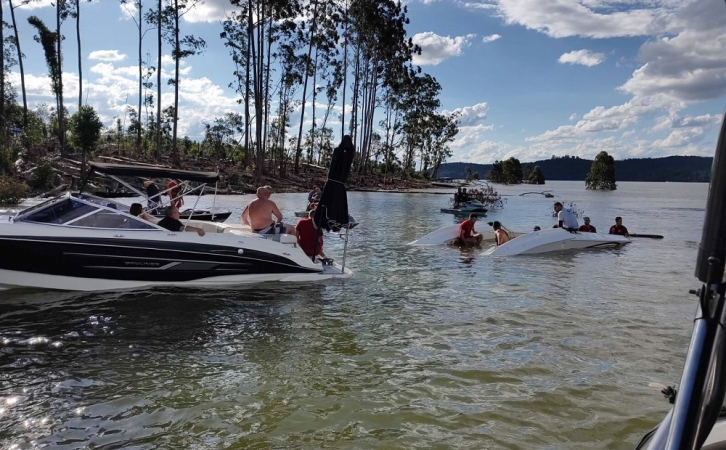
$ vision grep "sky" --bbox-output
[5,0,726,164]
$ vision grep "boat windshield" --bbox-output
[18,197,156,230]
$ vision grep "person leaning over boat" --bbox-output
[578,216,596,233]
[609,216,629,237]
[458,213,483,247]
[492,221,510,246]
[553,201,579,230]
[158,206,206,236]
[296,209,325,258]
[241,186,296,235]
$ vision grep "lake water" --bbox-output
[0,180,710,449]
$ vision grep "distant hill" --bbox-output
[435,156,712,182]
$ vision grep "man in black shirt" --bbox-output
[144,178,162,212]
[158,206,206,236]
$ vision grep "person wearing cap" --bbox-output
[609,217,629,236]
[458,213,483,247]
[578,217,596,233]
[553,201,579,230]
[492,221,510,246]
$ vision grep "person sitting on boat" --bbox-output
[296,209,325,259]
[553,201,579,230]
[167,179,184,208]
[158,206,206,236]
[578,216,596,233]
[308,185,321,203]
[609,216,629,236]
[129,202,157,224]
[242,186,295,235]
[143,178,162,212]
[458,213,483,247]
[492,221,510,246]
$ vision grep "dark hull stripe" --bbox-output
[0,236,318,282]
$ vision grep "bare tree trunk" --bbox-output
[1,0,5,133]
[340,3,348,137]
[155,0,162,160]
[263,15,272,174]
[75,0,81,109]
[57,0,65,155]
[250,0,264,182]
[137,1,143,156]
[309,45,318,166]
[171,0,180,166]
[244,29,250,168]
[8,1,27,128]
[293,0,319,174]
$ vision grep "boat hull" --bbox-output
[153,210,232,222]
[410,224,528,246]
[0,224,350,291]
[485,228,631,256]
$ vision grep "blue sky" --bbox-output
[6,0,726,164]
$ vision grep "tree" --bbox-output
[27,16,63,151]
[586,151,617,190]
[501,157,523,184]
[7,0,30,128]
[69,105,103,178]
[528,166,545,184]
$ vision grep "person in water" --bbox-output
[458,213,483,247]
[609,216,629,236]
[579,216,596,233]
[242,186,296,235]
[553,201,579,229]
[533,226,541,232]
[492,221,510,246]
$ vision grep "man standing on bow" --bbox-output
[553,202,579,230]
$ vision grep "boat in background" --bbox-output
[440,200,489,215]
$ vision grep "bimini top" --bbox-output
[87,161,220,183]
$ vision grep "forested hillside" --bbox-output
[436,156,712,182]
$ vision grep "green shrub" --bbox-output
[29,162,55,191]
[0,177,28,205]
[228,172,241,185]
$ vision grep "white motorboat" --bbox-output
[484,227,630,256]
[0,155,357,292]
[410,223,528,246]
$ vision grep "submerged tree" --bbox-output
[529,166,545,184]
[586,151,617,190]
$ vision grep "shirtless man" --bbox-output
[242,186,295,235]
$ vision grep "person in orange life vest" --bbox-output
[167,179,184,208]
[458,213,483,247]
[609,216,629,236]
[296,210,325,258]
[579,216,596,233]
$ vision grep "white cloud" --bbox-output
[482,34,501,43]
[445,102,489,127]
[558,49,605,67]
[89,50,128,62]
[412,32,476,66]
[569,113,579,121]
